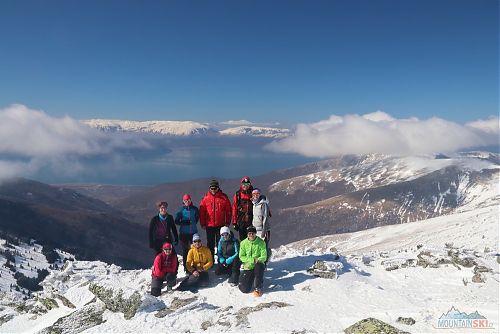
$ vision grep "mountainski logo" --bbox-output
[435,306,494,329]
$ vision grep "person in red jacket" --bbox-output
[150,242,178,296]
[232,176,254,241]
[199,179,232,263]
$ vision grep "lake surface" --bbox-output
[36,144,317,185]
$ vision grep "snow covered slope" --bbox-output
[0,202,497,333]
[82,119,292,138]
[219,126,291,138]
[82,119,213,136]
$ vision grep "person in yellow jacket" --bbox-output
[177,233,213,292]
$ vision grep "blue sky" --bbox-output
[0,0,498,125]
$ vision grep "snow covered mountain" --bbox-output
[0,200,497,333]
[82,119,214,136]
[219,126,291,138]
[82,119,292,138]
[267,152,499,245]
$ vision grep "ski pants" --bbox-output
[177,271,209,292]
[205,226,221,263]
[179,233,193,272]
[215,258,241,284]
[150,272,177,296]
[238,262,265,293]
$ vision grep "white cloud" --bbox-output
[220,120,254,126]
[466,117,500,134]
[267,112,499,157]
[0,104,150,180]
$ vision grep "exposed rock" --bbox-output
[170,296,197,311]
[55,294,76,309]
[396,317,416,325]
[39,297,59,311]
[154,307,173,318]
[417,251,451,268]
[307,260,342,279]
[473,265,492,274]
[201,321,212,331]
[382,258,416,271]
[89,283,142,320]
[38,302,106,334]
[154,297,198,318]
[472,273,485,283]
[0,314,14,326]
[497,255,500,264]
[344,318,409,334]
[236,301,291,327]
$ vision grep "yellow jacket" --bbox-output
[186,245,213,273]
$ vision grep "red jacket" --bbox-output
[199,190,232,228]
[152,252,178,278]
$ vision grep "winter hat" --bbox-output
[240,176,251,185]
[209,179,219,188]
[162,242,172,250]
[182,194,191,201]
[251,188,261,194]
[220,226,230,235]
[192,233,201,242]
[246,226,257,234]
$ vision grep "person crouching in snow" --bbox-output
[151,242,178,296]
[216,226,240,285]
[177,233,213,292]
[238,226,267,297]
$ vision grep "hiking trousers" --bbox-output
[238,262,265,293]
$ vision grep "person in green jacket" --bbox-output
[238,226,268,297]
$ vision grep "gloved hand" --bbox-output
[233,224,239,232]
[226,257,233,265]
[219,258,226,265]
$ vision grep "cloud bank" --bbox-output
[0,104,150,181]
[267,111,499,157]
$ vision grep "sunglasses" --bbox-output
[221,232,229,236]
[210,187,219,190]
[163,248,172,251]
[193,240,201,243]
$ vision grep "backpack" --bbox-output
[236,190,253,225]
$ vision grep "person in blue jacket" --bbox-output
[216,226,241,285]
[175,194,200,272]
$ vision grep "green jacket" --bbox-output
[239,236,267,270]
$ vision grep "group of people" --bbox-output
[149,176,271,297]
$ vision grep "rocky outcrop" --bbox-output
[88,283,142,320]
[396,317,416,326]
[38,302,106,334]
[344,318,409,334]
[307,260,343,279]
[154,296,198,318]
[236,302,292,327]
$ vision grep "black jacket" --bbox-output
[149,214,178,249]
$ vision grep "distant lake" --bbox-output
[36,141,317,185]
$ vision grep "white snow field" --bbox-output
[0,201,498,333]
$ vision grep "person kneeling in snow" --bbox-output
[177,233,213,292]
[216,226,240,285]
[238,226,267,297]
[151,242,178,296]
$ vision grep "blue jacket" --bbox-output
[175,204,200,235]
[217,235,239,265]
